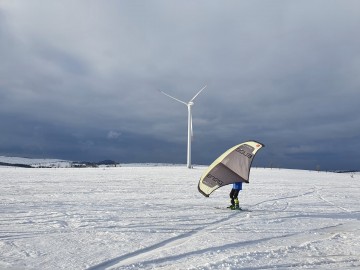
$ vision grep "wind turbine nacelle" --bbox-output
[188,101,194,106]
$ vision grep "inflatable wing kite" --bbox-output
[198,140,264,197]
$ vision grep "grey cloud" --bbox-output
[1,1,360,170]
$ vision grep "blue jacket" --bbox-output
[233,182,243,190]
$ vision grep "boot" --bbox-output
[227,199,234,209]
[234,198,240,209]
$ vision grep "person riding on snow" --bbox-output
[228,182,242,210]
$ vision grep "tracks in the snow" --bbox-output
[87,187,359,270]
[86,212,240,270]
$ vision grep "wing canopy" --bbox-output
[198,140,264,197]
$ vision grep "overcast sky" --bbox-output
[1,1,360,170]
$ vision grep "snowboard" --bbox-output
[215,206,251,212]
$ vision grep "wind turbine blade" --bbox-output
[159,90,188,105]
[189,85,207,103]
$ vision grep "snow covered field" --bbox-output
[1,166,359,269]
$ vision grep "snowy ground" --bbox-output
[0,166,359,269]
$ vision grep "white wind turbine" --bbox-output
[159,85,207,169]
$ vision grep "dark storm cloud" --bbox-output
[1,1,360,170]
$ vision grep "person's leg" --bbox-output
[229,189,235,207]
[233,189,240,209]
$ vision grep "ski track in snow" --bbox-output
[0,167,359,270]
[87,214,239,269]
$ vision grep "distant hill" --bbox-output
[0,161,32,168]
[0,156,119,168]
[97,160,117,165]
[0,156,72,168]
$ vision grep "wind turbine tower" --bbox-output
[160,85,207,169]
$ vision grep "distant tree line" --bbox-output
[0,160,119,168]
[71,160,118,168]
[0,162,32,168]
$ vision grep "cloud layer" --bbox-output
[1,1,360,170]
